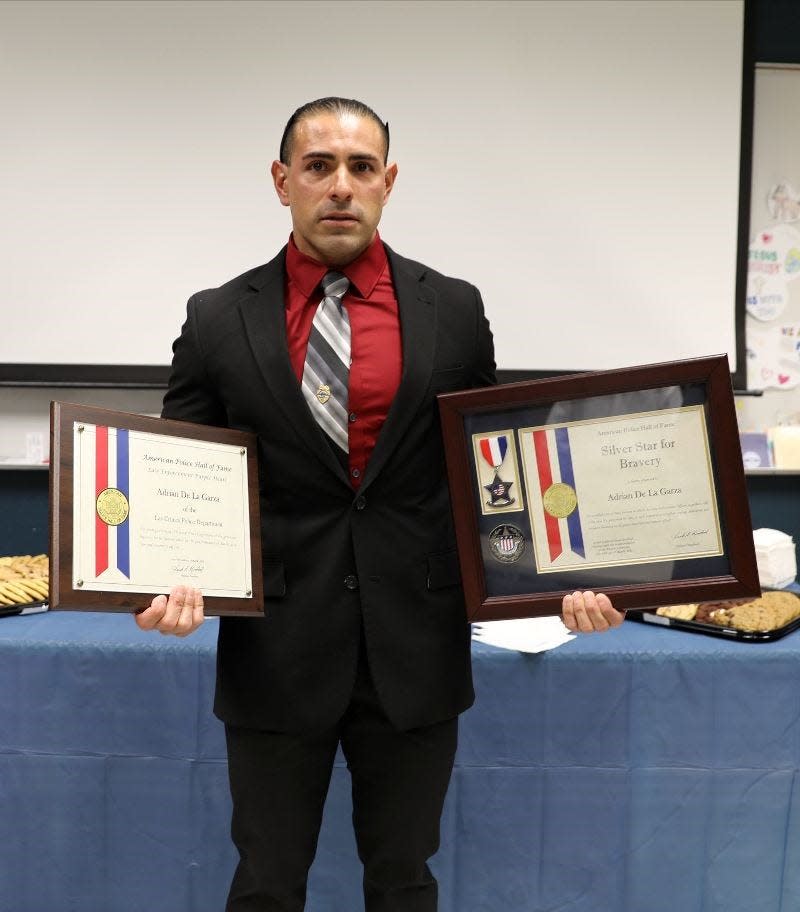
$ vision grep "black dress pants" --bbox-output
[224,642,459,912]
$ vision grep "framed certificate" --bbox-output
[438,355,760,621]
[50,402,263,616]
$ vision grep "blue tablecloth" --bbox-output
[1,612,799,912]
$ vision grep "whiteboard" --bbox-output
[0,0,744,379]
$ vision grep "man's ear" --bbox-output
[271,160,291,207]
[383,162,398,204]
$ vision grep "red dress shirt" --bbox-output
[284,233,402,489]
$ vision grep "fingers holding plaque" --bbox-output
[439,356,760,621]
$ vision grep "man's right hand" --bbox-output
[134,585,204,637]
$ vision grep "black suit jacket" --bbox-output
[162,244,496,732]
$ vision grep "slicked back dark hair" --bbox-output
[279,97,390,165]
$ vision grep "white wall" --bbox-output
[0,0,744,380]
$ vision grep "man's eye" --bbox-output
[309,161,327,171]
[354,162,373,172]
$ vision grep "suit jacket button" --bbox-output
[355,496,367,510]
[344,574,359,590]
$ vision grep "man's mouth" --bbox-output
[320,213,359,224]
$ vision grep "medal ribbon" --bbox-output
[94,426,131,579]
[117,429,130,578]
[479,435,508,469]
[95,426,109,576]
[555,428,585,558]
[532,430,563,561]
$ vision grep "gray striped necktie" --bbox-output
[301,271,351,453]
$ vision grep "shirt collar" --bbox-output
[285,232,387,300]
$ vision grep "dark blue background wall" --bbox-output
[0,470,49,555]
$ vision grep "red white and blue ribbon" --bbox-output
[94,426,130,578]
[531,426,585,562]
[479,435,508,469]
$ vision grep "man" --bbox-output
[135,97,624,912]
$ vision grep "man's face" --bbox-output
[271,112,397,267]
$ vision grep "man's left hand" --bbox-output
[561,590,625,633]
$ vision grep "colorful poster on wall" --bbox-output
[746,209,800,391]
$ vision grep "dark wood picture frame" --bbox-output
[50,401,264,616]
[438,355,759,621]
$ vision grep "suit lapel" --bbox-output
[238,249,350,483]
[361,247,436,489]
[236,245,438,490]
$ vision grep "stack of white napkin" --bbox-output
[753,528,797,588]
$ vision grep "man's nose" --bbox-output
[330,165,353,199]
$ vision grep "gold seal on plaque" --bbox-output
[316,384,331,404]
[96,487,130,526]
[542,482,577,518]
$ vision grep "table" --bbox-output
[1,613,799,912]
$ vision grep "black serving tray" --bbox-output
[628,586,800,642]
[0,599,49,618]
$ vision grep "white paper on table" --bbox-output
[472,616,575,654]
